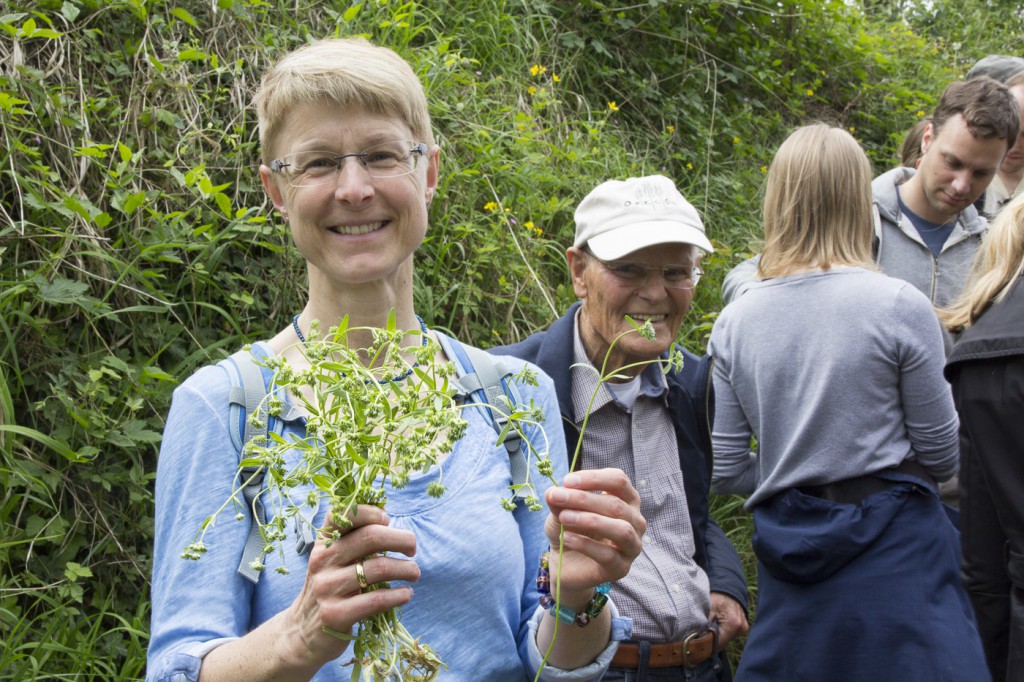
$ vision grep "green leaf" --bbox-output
[0,13,28,28]
[75,144,113,159]
[103,355,131,373]
[343,4,363,21]
[0,92,29,113]
[141,365,176,382]
[344,441,367,465]
[170,7,198,27]
[122,420,163,444]
[215,192,232,216]
[0,424,85,462]
[61,2,80,21]
[36,275,89,304]
[123,190,147,214]
[64,561,93,581]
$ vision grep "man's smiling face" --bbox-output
[569,243,698,377]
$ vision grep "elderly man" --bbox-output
[494,175,749,682]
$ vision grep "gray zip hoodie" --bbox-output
[871,166,988,308]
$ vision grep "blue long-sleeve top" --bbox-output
[147,337,625,681]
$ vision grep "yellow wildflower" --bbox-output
[552,74,560,83]
[484,201,498,212]
[686,162,693,170]
[916,110,926,117]
[530,64,547,77]
[528,86,537,96]
[761,166,768,173]
[607,101,619,112]
[667,125,676,134]
[806,89,814,97]
[733,136,740,144]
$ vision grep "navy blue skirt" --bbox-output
[737,473,987,681]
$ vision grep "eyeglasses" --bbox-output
[587,251,702,290]
[270,140,427,187]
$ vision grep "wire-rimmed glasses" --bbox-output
[586,250,703,290]
[270,140,427,187]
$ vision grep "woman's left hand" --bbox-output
[542,467,645,602]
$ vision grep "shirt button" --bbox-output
[637,479,648,489]
[671,584,681,593]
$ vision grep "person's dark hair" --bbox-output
[932,77,1020,146]
[899,118,931,168]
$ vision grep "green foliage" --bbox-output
[0,0,986,675]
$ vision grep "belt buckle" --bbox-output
[682,627,718,668]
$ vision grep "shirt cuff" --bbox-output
[526,600,633,682]
[147,637,237,682]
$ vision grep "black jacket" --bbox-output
[493,302,749,610]
[944,276,1024,680]
[945,277,1024,570]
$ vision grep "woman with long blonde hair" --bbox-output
[943,193,1024,681]
[709,124,986,680]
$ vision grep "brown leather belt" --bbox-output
[610,628,718,669]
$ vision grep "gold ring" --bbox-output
[355,560,368,590]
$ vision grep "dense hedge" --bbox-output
[2,0,1016,676]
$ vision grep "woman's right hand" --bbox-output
[278,504,419,672]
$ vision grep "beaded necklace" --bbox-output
[291,313,429,384]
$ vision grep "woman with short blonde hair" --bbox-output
[147,37,643,682]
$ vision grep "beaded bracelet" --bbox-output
[536,551,611,627]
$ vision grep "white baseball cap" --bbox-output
[573,175,713,260]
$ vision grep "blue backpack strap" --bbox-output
[219,343,310,584]
[436,334,531,501]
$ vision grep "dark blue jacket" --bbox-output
[492,302,748,610]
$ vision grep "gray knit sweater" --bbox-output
[708,267,959,509]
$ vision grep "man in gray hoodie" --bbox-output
[874,77,1019,307]
[723,77,1020,310]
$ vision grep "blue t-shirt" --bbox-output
[897,190,956,257]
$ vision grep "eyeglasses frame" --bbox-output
[269,141,429,187]
[583,246,703,290]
